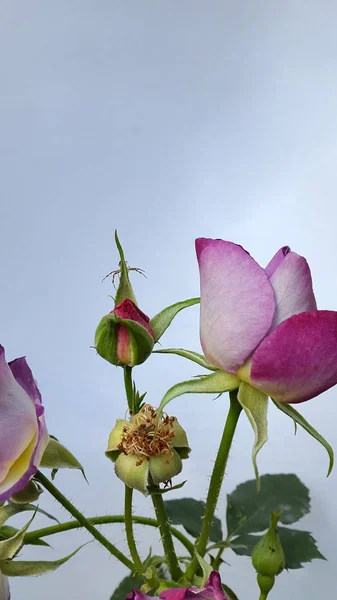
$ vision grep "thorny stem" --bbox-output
[124,486,144,573]
[151,489,183,581]
[24,515,195,555]
[185,390,242,581]
[34,471,135,571]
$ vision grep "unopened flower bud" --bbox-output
[252,511,285,597]
[106,405,190,494]
[95,232,155,367]
[95,299,155,367]
[10,480,43,504]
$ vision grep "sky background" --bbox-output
[1,1,337,598]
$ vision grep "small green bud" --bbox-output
[256,573,275,596]
[10,480,43,504]
[252,511,285,597]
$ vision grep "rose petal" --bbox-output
[0,347,37,481]
[9,356,42,406]
[203,572,229,600]
[251,311,337,403]
[196,238,275,373]
[265,246,290,278]
[0,409,49,502]
[126,591,154,600]
[160,589,189,600]
[268,251,317,329]
[159,572,228,600]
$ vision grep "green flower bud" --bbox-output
[105,405,190,494]
[252,511,285,597]
[252,511,285,577]
[95,232,155,367]
[95,300,155,367]
[10,480,43,504]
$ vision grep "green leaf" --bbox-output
[237,383,269,489]
[222,583,240,600]
[231,528,325,569]
[40,438,87,481]
[110,574,144,600]
[226,474,310,537]
[158,371,240,414]
[0,543,86,577]
[273,400,334,476]
[154,348,218,371]
[150,298,200,343]
[0,526,50,547]
[164,498,222,542]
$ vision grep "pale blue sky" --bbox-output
[1,1,337,598]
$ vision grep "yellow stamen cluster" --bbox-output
[117,404,176,465]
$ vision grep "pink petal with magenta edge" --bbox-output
[268,251,316,329]
[196,238,275,374]
[251,310,337,403]
[160,572,228,600]
[0,347,37,480]
[265,246,290,278]
[0,347,49,502]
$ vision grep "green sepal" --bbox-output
[194,550,212,587]
[150,298,200,343]
[10,480,43,504]
[40,438,87,481]
[238,383,268,489]
[0,526,50,547]
[0,544,86,577]
[157,371,240,414]
[0,515,35,560]
[114,231,137,305]
[154,348,218,371]
[147,480,187,495]
[95,313,154,367]
[3,502,59,525]
[272,399,334,476]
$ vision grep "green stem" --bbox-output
[24,515,195,555]
[185,390,242,581]
[212,547,225,571]
[258,595,268,600]
[124,366,134,411]
[152,489,183,581]
[124,486,144,573]
[34,471,135,571]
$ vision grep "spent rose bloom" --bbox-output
[196,238,337,404]
[0,346,49,502]
[126,572,228,600]
[106,404,190,494]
